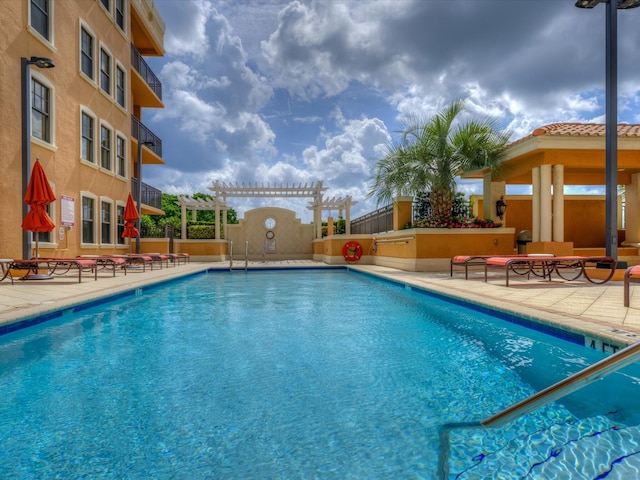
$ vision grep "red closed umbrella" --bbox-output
[121,193,140,238]
[22,159,56,259]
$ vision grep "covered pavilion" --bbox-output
[467,123,640,248]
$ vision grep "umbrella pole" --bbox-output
[24,231,53,281]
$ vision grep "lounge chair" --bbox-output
[164,253,189,265]
[484,255,616,287]
[0,258,14,284]
[624,265,640,307]
[450,254,554,279]
[9,258,98,283]
[451,254,527,279]
[113,254,158,272]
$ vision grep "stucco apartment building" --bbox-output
[0,0,165,259]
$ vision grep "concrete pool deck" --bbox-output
[1,260,640,349]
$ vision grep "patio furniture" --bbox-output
[451,255,528,279]
[624,265,640,307]
[8,258,98,283]
[450,254,551,279]
[484,256,616,287]
[1,258,15,284]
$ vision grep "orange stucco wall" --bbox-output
[478,195,608,248]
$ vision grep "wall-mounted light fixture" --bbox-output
[496,196,507,220]
[22,56,55,259]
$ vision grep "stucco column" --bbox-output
[490,181,506,224]
[552,165,564,242]
[181,204,187,240]
[625,174,640,244]
[532,167,541,242]
[393,196,414,231]
[540,164,552,242]
[482,172,493,220]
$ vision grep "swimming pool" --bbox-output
[0,269,639,478]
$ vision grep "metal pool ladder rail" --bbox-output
[228,241,249,271]
[437,340,640,479]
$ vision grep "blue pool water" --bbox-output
[1,269,639,479]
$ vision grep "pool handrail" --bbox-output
[437,339,640,479]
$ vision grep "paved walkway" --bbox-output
[1,261,640,349]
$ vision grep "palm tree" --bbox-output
[368,99,511,222]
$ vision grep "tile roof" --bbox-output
[531,123,640,137]
[504,123,640,150]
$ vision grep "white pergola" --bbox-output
[175,195,229,240]
[307,195,358,237]
[174,181,357,240]
[212,180,333,239]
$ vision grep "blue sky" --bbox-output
[142,0,640,221]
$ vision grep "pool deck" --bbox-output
[1,260,640,349]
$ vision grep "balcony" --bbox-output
[131,177,163,211]
[131,44,163,107]
[131,115,163,162]
[130,0,165,56]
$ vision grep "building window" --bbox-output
[82,196,95,244]
[101,201,112,244]
[115,0,125,31]
[100,0,110,12]
[116,135,126,177]
[116,65,126,108]
[37,203,54,243]
[100,48,111,94]
[117,204,126,244]
[31,78,51,143]
[30,0,50,41]
[81,111,94,163]
[100,125,112,170]
[80,26,94,80]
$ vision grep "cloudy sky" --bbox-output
[143,0,640,221]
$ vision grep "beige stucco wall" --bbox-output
[226,207,314,260]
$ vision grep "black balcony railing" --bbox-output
[131,44,162,100]
[131,116,163,157]
[131,177,162,210]
[350,204,394,234]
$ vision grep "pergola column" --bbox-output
[181,204,187,240]
[539,164,552,242]
[552,165,565,242]
[222,208,227,240]
[214,199,221,240]
[532,167,541,242]
[345,202,351,235]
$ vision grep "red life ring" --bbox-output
[342,241,363,263]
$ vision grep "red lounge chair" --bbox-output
[11,258,98,283]
[624,265,640,307]
[484,256,616,287]
[450,254,527,279]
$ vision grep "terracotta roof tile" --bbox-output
[505,123,640,149]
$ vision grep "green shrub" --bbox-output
[188,225,215,239]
